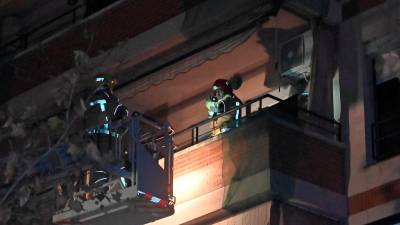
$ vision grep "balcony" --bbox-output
[154,94,347,224]
[0,0,184,103]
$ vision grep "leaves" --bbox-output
[0,111,7,127]
[10,123,26,138]
[55,183,69,211]
[76,98,87,117]
[1,115,13,128]
[67,143,84,161]
[73,50,90,69]
[46,116,66,139]
[47,116,65,131]
[20,106,37,121]
[85,142,102,163]
[0,207,11,225]
[4,152,18,184]
[17,185,31,207]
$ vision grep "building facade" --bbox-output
[0,0,400,224]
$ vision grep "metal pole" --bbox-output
[195,127,199,144]
[168,133,174,199]
[246,102,251,117]
[191,128,195,145]
[130,118,139,186]
[162,124,173,199]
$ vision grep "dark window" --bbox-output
[367,212,400,225]
[373,78,400,161]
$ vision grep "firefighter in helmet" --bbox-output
[83,75,129,189]
[205,75,242,136]
[84,76,128,139]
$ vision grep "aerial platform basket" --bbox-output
[52,114,175,225]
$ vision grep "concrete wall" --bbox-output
[338,1,400,224]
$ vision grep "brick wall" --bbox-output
[173,140,224,204]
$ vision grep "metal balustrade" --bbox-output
[0,0,124,58]
[173,93,342,151]
[0,4,86,57]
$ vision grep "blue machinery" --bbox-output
[51,114,175,225]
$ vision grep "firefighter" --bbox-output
[84,76,128,139]
[83,75,129,189]
[205,76,242,136]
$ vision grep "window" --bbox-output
[367,212,400,225]
[372,50,400,161]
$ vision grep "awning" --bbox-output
[124,26,257,96]
[116,0,281,99]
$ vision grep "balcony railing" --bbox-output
[0,0,121,58]
[0,4,86,58]
[173,93,342,151]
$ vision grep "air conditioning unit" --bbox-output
[279,30,313,81]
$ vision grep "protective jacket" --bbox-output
[84,87,128,135]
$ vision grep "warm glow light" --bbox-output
[173,170,206,202]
